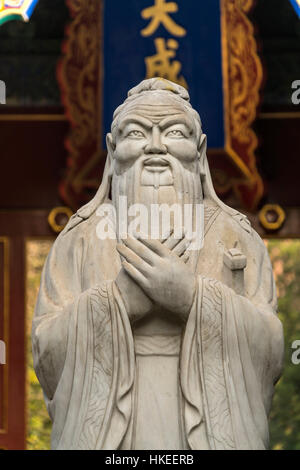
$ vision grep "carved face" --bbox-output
[108,93,200,176]
[108,92,204,250]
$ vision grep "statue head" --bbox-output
[107,78,206,175]
[70,78,238,237]
[105,78,207,214]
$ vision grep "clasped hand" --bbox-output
[115,233,196,323]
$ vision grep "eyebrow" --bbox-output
[158,115,194,133]
[118,115,153,132]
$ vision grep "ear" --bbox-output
[198,133,207,175]
[106,133,116,157]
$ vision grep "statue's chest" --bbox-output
[81,235,121,290]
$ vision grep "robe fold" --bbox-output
[32,202,284,450]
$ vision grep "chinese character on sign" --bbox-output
[145,38,187,88]
[141,0,187,88]
[141,0,186,37]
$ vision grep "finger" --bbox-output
[122,236,159,266]
[117,244,151,277]
[163,232,184,250]
[182,253,190,264]
[173,238,191,257]
[122,261,147,289]
[136,236,169,258]
[161,228,173,243]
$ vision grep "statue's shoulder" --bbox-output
[216,203,266,253]
[61,205,100,237]
[205,199,252,236]
[48,208,100,260]
[225,208,253,235]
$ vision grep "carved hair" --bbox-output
[128,78,190,101]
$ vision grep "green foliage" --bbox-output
[268,239,300,450]
[26,240,52,450]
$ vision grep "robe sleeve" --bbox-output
[31,227,115,448]
[32,229,97,399]
[181,230,284,450]
[225,231,284,408]
[32,228,135,450]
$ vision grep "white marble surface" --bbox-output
[32,78,284,450]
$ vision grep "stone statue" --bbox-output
[32,78,284,450]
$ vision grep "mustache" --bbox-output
[115,155,188,176]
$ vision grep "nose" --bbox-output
[144,126,167,154]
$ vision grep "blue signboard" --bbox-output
[103,0,224,149]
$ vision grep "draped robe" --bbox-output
[32,199,284,450]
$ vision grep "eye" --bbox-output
[127,130,145,138]
[166,129,185,138]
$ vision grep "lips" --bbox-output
[143,157,169,167]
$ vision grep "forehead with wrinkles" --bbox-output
[111,91,202,141]
[117,109,196,136]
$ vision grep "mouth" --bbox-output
[143,157,170,171]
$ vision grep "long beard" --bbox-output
[112,157,203,271]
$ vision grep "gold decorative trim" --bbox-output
[57,0,104,209]
[220,0,264,209]
[0,237,9,435]
[48,207,73,233]
[259,204,286,231]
